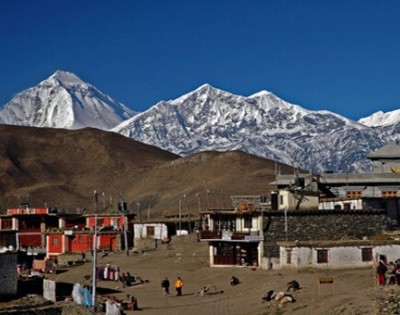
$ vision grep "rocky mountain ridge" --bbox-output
[2,71,399,173]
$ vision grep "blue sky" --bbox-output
[1,0,400,120]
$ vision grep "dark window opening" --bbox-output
[362,248,373,262]
[317,249,328,263]
[286,249,292,264]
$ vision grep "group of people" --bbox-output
[161,276,184,296]
[96,264,120,282]
[262,280,300,308]
[98,294,140,313]
[376,254,400,286]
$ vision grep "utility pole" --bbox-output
[92,190,99,310]
[178,199,182,234]
[120,193,129,256]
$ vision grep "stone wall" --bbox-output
[263,209,392,257]
[0,252,18,295]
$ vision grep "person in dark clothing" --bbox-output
[230,276,240,286]
[126,272,133,287]
[161,277,170,296]
[286,280,300,291]
[377,261,388,286]
[262,290,276,302]
[126,294,140,311]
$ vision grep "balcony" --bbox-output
[200,230,264,242]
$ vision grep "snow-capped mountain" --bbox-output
[2,71,400,173]
[0,71,136,130]
[358,109,400,127]
[112,83,395,173]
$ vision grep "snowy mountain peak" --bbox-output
[0,71,136,130]
[248,90,272,98]
[42,70,91,93]
[358,109,400,127]
[50,70,83,83]
[171,83,229,105]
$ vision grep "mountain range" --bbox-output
[1,70,399,173]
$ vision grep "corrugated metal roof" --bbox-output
[378,186,400,191]
[344,186,366,191]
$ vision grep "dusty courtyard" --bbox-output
[28,235,399,314]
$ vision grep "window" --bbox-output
[361,248,373,262]
[1,218,12,230]
[216,242,234,256]
[244,215,252,228]
[317,249,328,263]
[347,191,362,198]
[146,226,155,236]
[382,191,398,198]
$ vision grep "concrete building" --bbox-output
[200,196,265,268]
[133,223,168,241]
[272,142,400,222]
[278,240,400,270]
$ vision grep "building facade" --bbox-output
[0,206,134,261]
[200,196,265,267]
[278,240,400,269]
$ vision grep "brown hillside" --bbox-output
[0,125,294,218]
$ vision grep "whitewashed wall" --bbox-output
[278,190,319,211]
[280,244,400,269]
[133,223,168,240]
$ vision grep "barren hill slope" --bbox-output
[0,125,293,217]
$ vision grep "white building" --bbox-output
[133,223,168,241]
[278,240,400,269]
[200,196,265,268]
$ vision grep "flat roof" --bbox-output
[277,239,400,247]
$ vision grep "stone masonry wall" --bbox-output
[263,210,392,257]
[0,252,18,295]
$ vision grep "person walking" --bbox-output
[175,277,184,296]
[377,260,388,286]
[161,277,170,296]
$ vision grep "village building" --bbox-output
[133,223,168,241]
[199,196,265,267]
[273,141,400,219]
[0,205,135,266]
[46,213,134,261]
[198,142,400,270]
[278,239,400,270]
[0,207,59,257]
[265,141,400,269]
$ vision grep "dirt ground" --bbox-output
[24,235,398,314]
